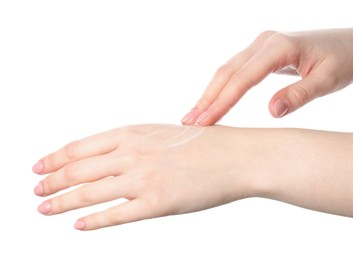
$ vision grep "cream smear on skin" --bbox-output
[141,125,205,150]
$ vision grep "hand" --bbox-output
[33,124,257,230]
[182,28,353,125]
[33,124,353,230]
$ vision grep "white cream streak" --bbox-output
[165,127,190,143]
[164,126,205,148]
[141,125,205,149]
[141,125,177,139]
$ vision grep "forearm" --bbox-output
[237,128,353,217]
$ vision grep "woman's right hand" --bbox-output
[182,28,353,125]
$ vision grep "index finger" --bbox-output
[197,39,297,125]
[32,129,119,174]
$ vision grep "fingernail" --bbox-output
[38,201,51,215]
[182,110,198,124]
[74,219,86,230]
[196,110,210,125]
[273,98,289,118]
[34,182,44,196]
[32,160,44,174]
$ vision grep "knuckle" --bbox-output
[62,165,77,185]
[119,154,136,168]
[196,96,213,110]
[42,177,53,194]
[241,77,257,90]
[79,186,96,204]
[234,68,257,89]
[120,125,134,135]
[145,195,162,210]
[134,173,150,191]
[53,196,65,213]
[290,85,311,106]
[266,32,295,51]
[43,153,57,171]
[214,98,234,113]
[108,211,123,225]
[255,30,277,42]
[215,64,231,78]
[119,126,142,141]
[86,214,98,228]
[85,214,100,229]
[106,205,135,226]
[120,125,145,136]
[143,194,169,216]
[64,141,80,161]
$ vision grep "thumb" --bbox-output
[269,75,322,118]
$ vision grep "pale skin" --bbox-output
[33,125,353,231]
[33,28,353,230]
[181,28,353,125]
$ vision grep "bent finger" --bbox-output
[182,32,277,125]
[182,53,251,125]
[197,43,294,125]
[269,72,331,118]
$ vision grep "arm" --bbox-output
[182,28,353,125]
[244,127,353,217]
[33,124,353,230]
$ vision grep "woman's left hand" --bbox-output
[33,124,256,230]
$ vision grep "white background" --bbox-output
[1,1,353,259]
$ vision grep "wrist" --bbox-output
[214,127,277,201]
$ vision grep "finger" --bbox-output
[196,43,293,126]
[35,152,124,197]
[33,129,119,175]
[182,31,278,125]
[74,199,150,231]
[182,32,275,125]
[198,49,255,108]
[37,175,132,216]
[181,54,250,125]
[195,31,279,112]
[269,72,331,118]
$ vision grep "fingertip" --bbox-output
[32,160,44,174]
[74,219,86,231]
[196,111,214,126]
[196,108,222,126]
[197,121,212,126]
[181,109,202,125]
[271,98,289,118]
[37,200,52,215]
[34,182,44,196]
[181,113,194,125]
